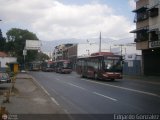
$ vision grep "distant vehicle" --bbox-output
[76,52,123,81]
[0,72,11,84]
[28,61,41,71]
[41,61,55,72]
[55,60,72,74]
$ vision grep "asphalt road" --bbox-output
[30,71,160,117]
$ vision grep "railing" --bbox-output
[134,12,149,22]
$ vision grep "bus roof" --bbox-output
[91,52,113,56]
[77,54,121,59]
[55,60,70,62]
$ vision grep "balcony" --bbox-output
[131,27,149,43]
[134,12,149,22]
[132,5,148,13]
[130,26,149,33]
[134,35,149,42]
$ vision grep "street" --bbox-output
[29,71,160,115]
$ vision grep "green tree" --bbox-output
[36,52,50,61]
[0,29,6,51]
[6,28,39,64]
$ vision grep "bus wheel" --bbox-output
[81,74,84,78]
[110,78,115,81]
[94,73,98,80]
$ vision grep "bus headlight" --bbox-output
[102,74,108,77]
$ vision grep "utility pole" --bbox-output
[99,32,101,53]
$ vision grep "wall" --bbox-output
[149,0,160,29]
[0,57,17,70]
[123,55,142,75]
[137,0,149,9]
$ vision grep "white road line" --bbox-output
[51,88,58,94]
[51,97,60,106]
[67,76,75,78]
[67,83,86,90]
[41,86,50,96]
[93,92,118,102]
[31,76,50,96]
[63,110,75,120]
[81,79,160,98]
[55,78,60,80]
[31,76,60,106]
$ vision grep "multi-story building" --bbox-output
[131,0,160,75]
[52,44,74,61]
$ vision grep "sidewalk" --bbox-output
[0,72,66,114]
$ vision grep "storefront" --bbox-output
[143,44,160,75]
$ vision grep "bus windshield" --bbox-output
[103,58,122,72]
[63,62,72,69]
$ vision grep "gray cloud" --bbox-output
[0,0,135,41]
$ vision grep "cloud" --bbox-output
[128,0,136,9]
[0,0,134,41]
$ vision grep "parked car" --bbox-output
[0,72,11,84]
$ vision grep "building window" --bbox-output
[149,8,159,17]
[150,30,159,41]
[133,5,149,23]
[134,11,148,22]
[135,31,149,42]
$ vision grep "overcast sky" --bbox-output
[0,0,136,42]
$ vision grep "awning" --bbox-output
[148,4,159,11]
[132,5,148,12]
[130,27,149,33]
[148,28,159,33]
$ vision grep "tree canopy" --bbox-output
[6,28,40,64]
[36,52,50,61]
[0,29,6,51]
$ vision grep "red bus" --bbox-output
[54,60,72,74]
[76,52,123,81]
[41,61,55,72]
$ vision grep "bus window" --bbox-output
[63,62,72,69]
[104,59,122,72]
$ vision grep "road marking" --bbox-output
[67,76,75,78]
[51,88,58,94]
[55,78,60,80]
[51,97,60,106]
[67,83,86,90]
[41,86,50,96]
[31,76,51,96]
[80,79,160,98]
[93,92,118,102]
[31,76,60,106]
[63,109,75,120]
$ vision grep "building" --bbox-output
[0,52,17,71]
[131,0,160,75]
[52,44,74,61]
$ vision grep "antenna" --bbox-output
[99,32,101,52]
